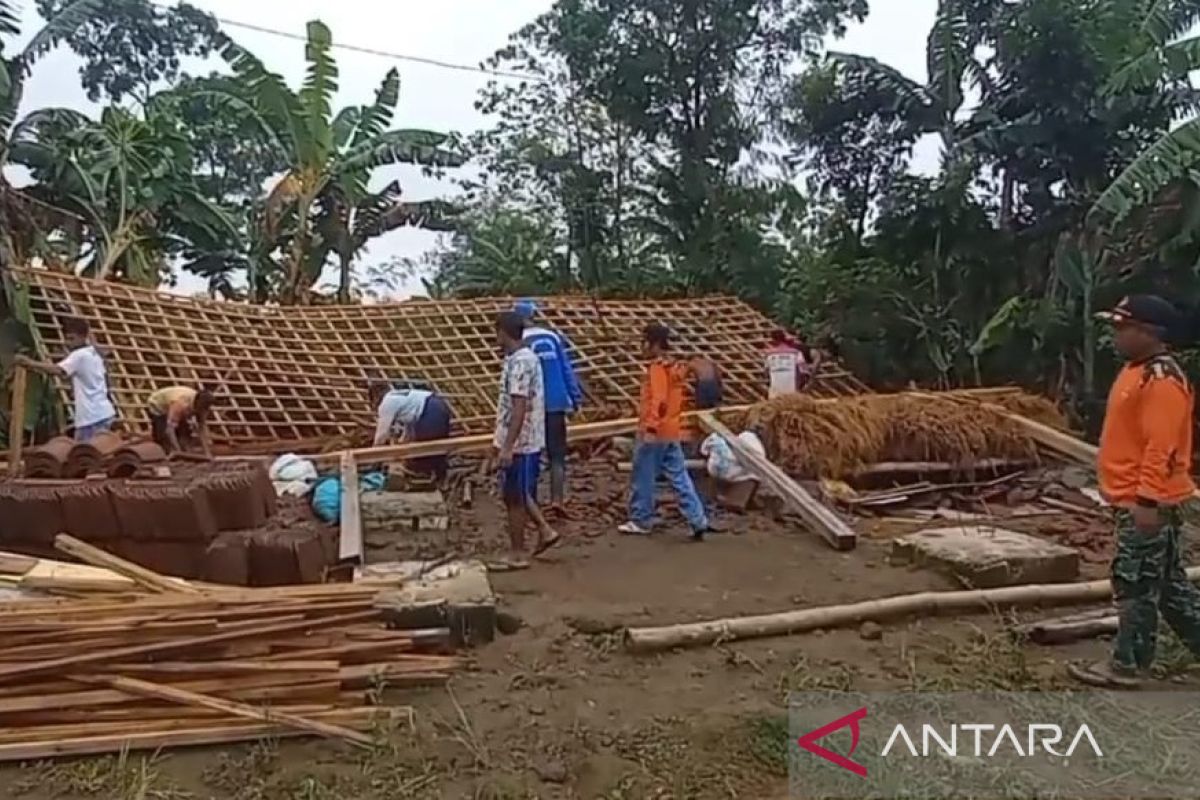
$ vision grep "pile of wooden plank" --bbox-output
[0,538,460,762]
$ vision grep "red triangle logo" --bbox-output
[796,706,868,777]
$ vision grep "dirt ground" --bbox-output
[0,460,1187,800]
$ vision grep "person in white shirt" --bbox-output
[15,317,116,442]
[764,330,819,398]
[367,381,453,481]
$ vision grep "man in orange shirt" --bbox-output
[618,323,715,540]
[1071,295,1200,688]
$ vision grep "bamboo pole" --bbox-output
[622,568,1200,653]
[7,364,26,477]
[310,406,754,468]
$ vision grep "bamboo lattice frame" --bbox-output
[13,270,866,452]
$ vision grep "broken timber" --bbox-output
[696,411,856,551]
[624,567,1200,653]
[338,450,363,562]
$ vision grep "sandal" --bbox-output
[1067,661,1142,689]
[533,531,563,557]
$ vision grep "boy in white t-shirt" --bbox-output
[15,317,117,441]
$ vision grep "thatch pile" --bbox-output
[988,392,1071,431]
[745,392,1045,479]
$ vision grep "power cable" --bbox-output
[149,0,547,83]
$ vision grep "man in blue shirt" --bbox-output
[515,299,584,517]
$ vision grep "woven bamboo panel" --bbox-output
[13,269,866,452]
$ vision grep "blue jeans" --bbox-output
[75,417,114,441]
[628,440,709,532]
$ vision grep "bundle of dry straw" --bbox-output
[745,392,1047,478]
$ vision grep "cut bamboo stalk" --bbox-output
[77,675,376,748]
[697,412,857,551]
[623,568,1200,652]
[54,534,198,594]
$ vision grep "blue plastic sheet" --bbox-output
[310,471,386,524]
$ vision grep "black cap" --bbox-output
[1096,295,1180,333]
[643,322,672,348]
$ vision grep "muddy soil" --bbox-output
[0,460,1173,800]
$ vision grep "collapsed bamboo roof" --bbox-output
[13,269,866,453]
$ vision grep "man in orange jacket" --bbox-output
[618,323,716,540]
[1071,295,1200,687]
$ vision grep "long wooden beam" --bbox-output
[696,412,857,551]
[311,405,754,468]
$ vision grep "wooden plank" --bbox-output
[79,675,376,748]
[7,364,26,477]
[54,534,198,594]
[0,609,380,685]
[0,707,388,762]
[338,450,363,562]
[697,412,857,551]
[0,671,336,714]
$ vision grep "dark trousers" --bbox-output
[407,394,452,481]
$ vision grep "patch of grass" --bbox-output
[744,713,789,777]
[775,653,859,697]
[900,622,1057,692]
[12,752,191,800]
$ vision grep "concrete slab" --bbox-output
[375,560,496,647]
[362,491,449,541]
[891,526,1080,588]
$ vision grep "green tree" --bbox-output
[206,21,465,303]
[12,102,241,286]
[0,0,107,267]
[35,0,224,104]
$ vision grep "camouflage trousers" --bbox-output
[1111,506,1200,671]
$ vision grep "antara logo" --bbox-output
[797,708,1104,778]
[797,707,869,777]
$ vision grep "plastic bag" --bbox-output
[310,471,386,524]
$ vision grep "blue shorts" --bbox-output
[75,417,114,442]
[500,452,540,504]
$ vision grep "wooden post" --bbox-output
[7,364,26,477]
[338,451,363,562]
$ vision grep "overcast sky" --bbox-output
[14,0,937,296]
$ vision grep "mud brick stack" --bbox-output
[0,461,335,586]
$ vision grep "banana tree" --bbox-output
[1090,0,1200,224]
[826,0,980,163]
[0,0,108,266]
[210,21,465,304]
[11,104,241,285]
